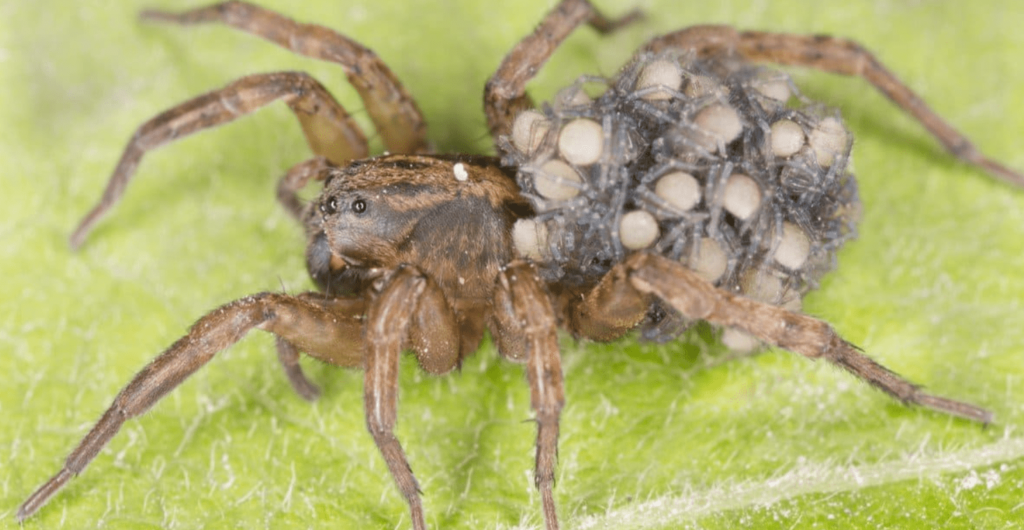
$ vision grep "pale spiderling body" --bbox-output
[17,1,1023,529]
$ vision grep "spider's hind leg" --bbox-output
[624,252,992,423]
[642,26,1024,188]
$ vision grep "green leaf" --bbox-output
[3,1,1022,529]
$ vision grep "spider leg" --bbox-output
[624,252,992,423]
[276,337,321,401]
[492,262,565,530]
[141,1,428,155]
[484,0,642,139]
[17,291,366,522]
[643,27,1024,188]
[70,72,366,248]
[277,156,332,221]
[565,262,649,342]
[362,266,462,530]
[277,293,378,402]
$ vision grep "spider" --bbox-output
[17,1,1023,528]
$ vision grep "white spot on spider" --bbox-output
[655,171,701,211]
[809,117,848,168]
[770,119,805,158]
[722,173,761,220]
[635,58,681,101]
[694,103,742,148]
[453,163,469,182]
[554,85,593,109]
[773,222,811,270]
[619,210,659,250]
[740,268,785,304]
[512,109,550,154]
[690,237,728,283]
[534,160,583,200]
[558,118,604,166]
[757,79,791,103]
[512,218,549,260]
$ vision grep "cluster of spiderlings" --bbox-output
[500,51,862,331]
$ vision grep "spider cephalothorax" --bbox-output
[19,1,1022,529]
[309,155,528,295]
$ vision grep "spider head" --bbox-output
[311,154,528,297]
[315,161,424,269]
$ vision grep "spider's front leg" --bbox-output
[142,1,428,155]
[75,1,433,248]
[17,291,368,521]
[492,262,565,530]
[484,0,642,138]
[71,72,367,248]
[623,253,992,423]
[362,265,462,530]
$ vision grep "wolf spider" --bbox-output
[19,1,1022,528]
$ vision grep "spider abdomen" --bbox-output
[502,52,862,321]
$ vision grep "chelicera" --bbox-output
[19,1,1023,528]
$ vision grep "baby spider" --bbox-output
[17,1,1022,529]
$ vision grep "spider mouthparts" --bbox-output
[330,252,356,268]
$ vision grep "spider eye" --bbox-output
[320,196,338,215]
[352,199,367,214]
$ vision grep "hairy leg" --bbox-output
[643,26,1024,188]
[564,262,649,342]
[493,262,565,530]
[362,266,462,530]
[277,156,333,221]
[142,1,428,155]
[484,0,641,139]
[71,72,366,248]
[624,252,991,423]
[276,337,321,401]
[18,291,365,521]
